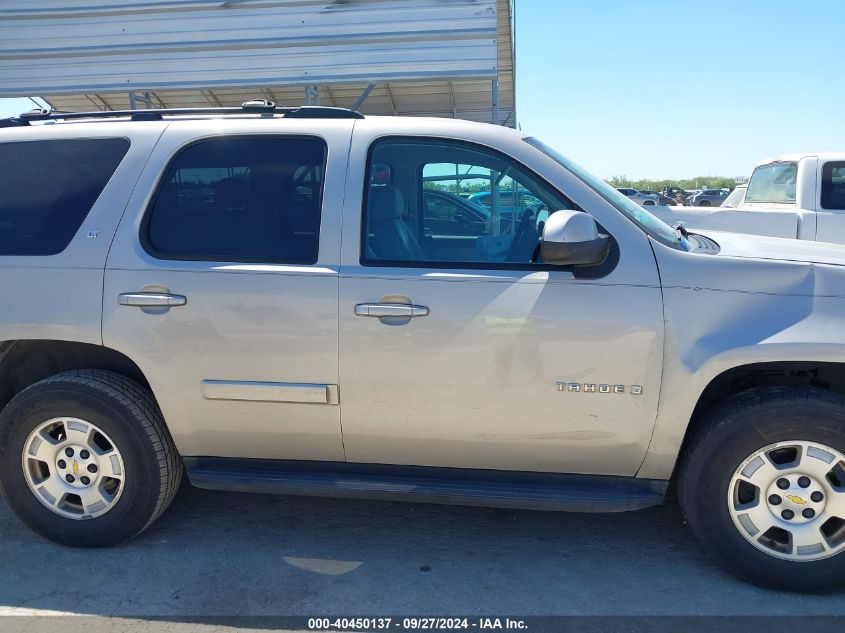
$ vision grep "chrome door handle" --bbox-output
[354,303,429,318]
[118,292,187,307]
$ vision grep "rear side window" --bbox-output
[821,161,845,210]
[145,136,326,264]
[0,138,129,255]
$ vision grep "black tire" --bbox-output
[698,200,711,207]
[679,386,845,592]
[0,369,182,547]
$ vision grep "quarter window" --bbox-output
[0,138,129,255]
[821,162,845,211]
[145,136,326,263]
[362,139,575,267]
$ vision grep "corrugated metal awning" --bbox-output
[0,0,515,126]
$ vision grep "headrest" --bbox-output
[368,186,405,222]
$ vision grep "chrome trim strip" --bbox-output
[201,380,338,405]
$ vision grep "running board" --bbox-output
[184,458,667,513]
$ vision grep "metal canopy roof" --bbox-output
[0,0,515,126]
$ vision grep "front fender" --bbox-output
[638,244,845,479]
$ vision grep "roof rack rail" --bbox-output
[0,100,364,127]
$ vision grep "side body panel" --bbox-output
[102,120,353,460]
[337,118,665,476]
[639,237,845,479]
[0,122,164,346]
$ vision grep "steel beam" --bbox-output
[351,83,376,111]
[491,78,499,125]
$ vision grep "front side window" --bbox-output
[362,138,573,267]
[145,136,326,263]
[0,138,129,255]
[821,161,845,210]
[745,162,798,204]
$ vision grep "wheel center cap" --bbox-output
[55,444,98,489]
[765,473,826,524]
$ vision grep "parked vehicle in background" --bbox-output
[722,183,747,208]
[650,154,845,241]
[639,190,677,206]
[423,189,488,237]
[616,187,658,206]
[663,186,691,205]
[5,106,845,592]
[467,189,547,220]
[688,189,729,207]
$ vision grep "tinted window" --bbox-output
[746,162,797,203]
[0,138,129,255]
[363,138,574,267]
[821,161,845,210]
[146,136,326,263]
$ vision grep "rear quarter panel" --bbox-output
[0,123,164,345]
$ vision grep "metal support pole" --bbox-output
[129,91,153,109]
[491,78,499,125]
[304,85,320,106]
[351,83,376,111]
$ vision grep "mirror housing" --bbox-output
[541,210,610,267]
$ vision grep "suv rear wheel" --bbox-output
[0,370,181,547]
[680,386,845,592]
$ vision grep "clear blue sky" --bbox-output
[1,0,843,180]
[514,0,845,179]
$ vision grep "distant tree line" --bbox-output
[606,175,742,191]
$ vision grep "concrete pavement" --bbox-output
[1,484,845,621]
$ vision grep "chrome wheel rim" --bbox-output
[21,417,125,520]
[728,440,845,561]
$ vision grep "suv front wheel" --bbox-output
[680,386,845,592]
[0,370,181,547]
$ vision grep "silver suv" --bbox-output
[2,103,845,592]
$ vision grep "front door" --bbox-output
[338,134,665,475]
[103,123,352,461]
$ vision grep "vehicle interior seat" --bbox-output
[367,186,425,261]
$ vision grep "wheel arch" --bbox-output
[0,340,151,417]
[663,361,845,481]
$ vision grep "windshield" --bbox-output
[746,162,797,204]
[523,137,684,248]
[722,185,746,208]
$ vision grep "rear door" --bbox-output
[103,120,353,461]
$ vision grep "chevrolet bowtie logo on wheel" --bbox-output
[786,494,807,506]
[555,382,643,395]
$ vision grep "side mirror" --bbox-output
[541,210,610,266]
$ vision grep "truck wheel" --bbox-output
[679,387,845,592]
[0,370,182,547]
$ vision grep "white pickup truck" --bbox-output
[652,153,845,242]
